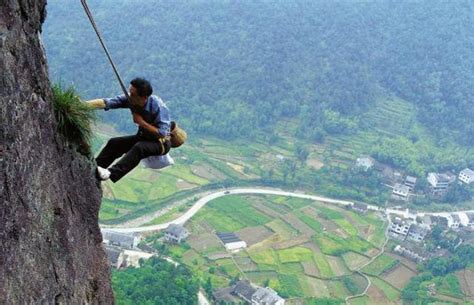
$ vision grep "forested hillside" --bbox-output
[43,0,473,145]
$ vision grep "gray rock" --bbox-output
[0,1,114,304]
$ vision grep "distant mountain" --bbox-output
[43,0,473,145]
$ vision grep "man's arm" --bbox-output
[86,98,106,109]
[133,113,164,138]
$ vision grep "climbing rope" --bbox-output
[80,0,130,101]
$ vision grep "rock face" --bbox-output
[0,1,114,304]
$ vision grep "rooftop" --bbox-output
[165,224,188,237]
[353,202,368,211]
[460,168,474,176]
[452,214,461,222]
[233,280,256,301]
[217,232,242,244]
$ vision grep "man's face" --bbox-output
[129,85,147,108]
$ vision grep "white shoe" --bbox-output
[97,166,111,181]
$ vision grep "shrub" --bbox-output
[52,84,95,155]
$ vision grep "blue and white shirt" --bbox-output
[103,94,171,137]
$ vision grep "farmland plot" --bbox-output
[266,218,298,240]
[187,232,222,252]
[382,264,417,290]
[236,225,274,246]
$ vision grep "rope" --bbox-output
[80,0,130,101]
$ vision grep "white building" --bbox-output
[451,214,461,229]
[389,218,411,238]
[459,168,474,185]
[164,224,189,243]
[217,232,247,252]
[252,287,285,305]
[392,183,410,200]
[427,173,452,195]
[466,213,474,230]
[102,231,140,249]
[394,245,427,263]
[406,224,429,242]
[356,157,374,171]
[404,176,417,191]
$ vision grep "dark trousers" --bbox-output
[96,134,171,182]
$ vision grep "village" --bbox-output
[100,158,474,305]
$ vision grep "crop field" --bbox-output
[305,278,331,297]
[207,195,272,227]
[342,252,371,271]
[182,193,397,302]
[314,233,373,256]
[456,268,474,298]
[313,253,334,278]
[186,232,222,253]
[266,218,298,240]
[236,225,274,246]
[361,254,399,276]
[382,264,417,290]
[326,255,350,276]
[369,276,400,302]
[277,247,313,263]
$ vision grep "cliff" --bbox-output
[0,1,114,303]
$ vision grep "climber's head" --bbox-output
[129,77,153,108]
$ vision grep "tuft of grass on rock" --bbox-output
[52,84,96,155]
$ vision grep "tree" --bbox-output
[204,277,213,299]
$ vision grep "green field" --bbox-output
[370,276,400,302]
[313,253,334,278]
[277,247,313,263]
[361,254,399,276]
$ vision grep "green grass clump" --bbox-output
[52,84,95,155]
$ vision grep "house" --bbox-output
[389,218,411,239]
[251,287,285,305]
[213,287,241,304]
[392,183,410,201]
[394,245,427,263]
[404,176,417,191]
[406,224,429,242]
[466,213,474,230]
[102,231,140,249]
[450,214,461,229]
[233,280,256,303]
[427,173,452,195]
[459,168,474,185]
[356,157,374,171]
[217,232,247,252]
[105,245,125,269]
[164,224,189,243]
[351,203,368,214]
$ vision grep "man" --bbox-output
[87,77,171,182]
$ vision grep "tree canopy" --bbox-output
[43,1,473,145]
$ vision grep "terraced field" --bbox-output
[180,194,395,303]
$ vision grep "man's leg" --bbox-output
[109,140,170,182]
[96,135,139,168]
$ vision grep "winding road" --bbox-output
[101,188,356,233]
[101,187,474,234]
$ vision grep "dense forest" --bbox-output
[112,257,199,304]
[43,0,473,146]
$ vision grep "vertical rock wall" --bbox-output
[0,1,114,303]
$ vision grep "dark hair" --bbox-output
[130,77,153,97]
